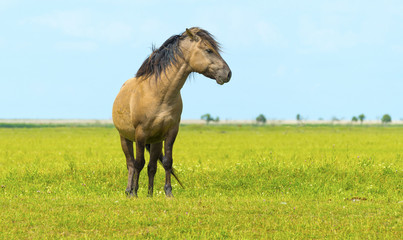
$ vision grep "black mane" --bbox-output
[135,28,221,80]
[136,34,182,80]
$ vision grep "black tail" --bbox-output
[145,144,184,188]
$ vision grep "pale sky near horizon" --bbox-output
[1,0,402,121]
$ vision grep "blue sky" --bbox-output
[1,0,402,120]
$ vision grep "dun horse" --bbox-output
[112,27,232,197]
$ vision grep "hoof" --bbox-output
[164,185,173,197]
[125,190,137,198]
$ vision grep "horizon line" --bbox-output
[1,119,402,125]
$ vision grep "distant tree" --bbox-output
[381,114,392,124]
[201,113,214,124]
[358,114,365,124]
[296,114,301,121]
[296,114,304,125]
[352,116,358,122]
[201,113,219,124]
[256,114,267,124]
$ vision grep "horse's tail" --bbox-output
[145,144,184,189]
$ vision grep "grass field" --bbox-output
[0,124,401,239]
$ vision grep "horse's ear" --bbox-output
[186,28,199,41]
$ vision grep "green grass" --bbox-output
[0,125,401,239]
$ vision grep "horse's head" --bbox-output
[182,28,232,85]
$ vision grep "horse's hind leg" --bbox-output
[120,135,135,196]
[147,142,162,197]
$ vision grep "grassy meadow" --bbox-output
[0,124,401,239]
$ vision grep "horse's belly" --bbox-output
[113,106,180,144]
[146,110,180,143]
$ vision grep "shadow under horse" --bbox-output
[112,27,232,197]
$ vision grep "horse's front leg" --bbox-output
[133,141,146,197]
[163,126,179,197]
[148,142,162,197]
[119,136,135,196]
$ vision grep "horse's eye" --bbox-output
[206,49,214,54]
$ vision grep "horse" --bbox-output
[112,27,232,197]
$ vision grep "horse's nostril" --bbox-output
[227,70,232,80]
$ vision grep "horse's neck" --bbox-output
[158,61,191,101]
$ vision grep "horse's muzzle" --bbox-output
[216,69,232,85]
[227,70,232,82]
